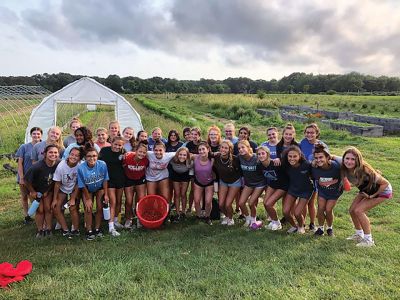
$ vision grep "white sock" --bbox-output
[327,226,333,230]
[108,222,114,231]
[71,225,75,231]
[251,216,256,224]
[114,217,118,223]
[356,229,364,237]
[364,234,373,241]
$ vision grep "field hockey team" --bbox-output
[16,118,393,247]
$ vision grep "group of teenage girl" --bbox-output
[16,117,393,246]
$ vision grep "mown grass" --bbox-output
[0,96,399,299]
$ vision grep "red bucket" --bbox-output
[136,195,169,229]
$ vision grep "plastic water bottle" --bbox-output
[28,192,42,217]
[103,202,110,221]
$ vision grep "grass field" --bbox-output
[0,94,399,299]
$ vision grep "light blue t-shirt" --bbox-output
[77,160,109,193]
[16,142,34,182]
[300,138,328,162]
[261,141,278,159]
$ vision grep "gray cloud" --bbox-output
[15,0,400,75]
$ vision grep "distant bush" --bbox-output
[327,90,336,95]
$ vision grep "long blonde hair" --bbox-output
[237,140,253,156]
[219,139,234,168]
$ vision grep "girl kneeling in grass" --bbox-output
[52,147,82,238]
[238,140,266,228]
[77,147,109,241]
[342,147,393,247]
[282,145,314,234]
[99,137,126,236]
[311,143,343,237]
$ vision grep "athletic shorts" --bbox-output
[244,183,266,189]
[288,190,313,200]
[108,180,125,189]
[378,184,393,199]
[219,178,241,188]
[125,176,146,187]
[318,191,342,201]
[194,178,213,188]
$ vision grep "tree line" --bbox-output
[1,72,400,95]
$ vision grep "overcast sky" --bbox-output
[1,0,399,80]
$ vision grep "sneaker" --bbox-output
[70,230,80,237]
[221,217,228,225]
[243,218,251,228]
[314,228,324,236]
[270,222,282,231]
[94,229,104,238]
[204,217,213,225]
[86,231,95,241]
[309,223,316,232]
[327,228,334,236]
[356,238,375,247]
[109,228,121,237]
[24,215,33,225]
[62,230,72,239]
[297,226,306,234]
[44,229,52,237]
[346,233,364,242]
[280,217,287,225]
[238,214,245,220]
[55,222,62,230]
[114,221,124,229]
[287,226,298,234]
[35,230,45,239]
[250,222,262,230]
[124,219,133,229]
[227,219,235,226]
[265,222,273,230]
[136,219,143,229]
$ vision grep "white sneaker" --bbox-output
[265,222,273,230]
[356,238,375,247]
[109,229,120,237]
[114,221,124,229]
[346,233,364,242]
[220,213,226,220]
[287,226,298,234]
[136,219,143,229]
[221,217,228,225]
[227,219,235,226]
[243,216,251,227]
[270,222,282,231]
[297,226,306,234]
[55,222,62,230]
[124,219,133,229]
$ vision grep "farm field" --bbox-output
[0,94,399,299]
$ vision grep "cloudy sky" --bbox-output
[1,0,399,80]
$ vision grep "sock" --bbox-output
[251,216,256,224]
[327,226,333,230]
[364,234,372,241]
[71,225,75,231]
[108,222,114,231]
[114,217,118,223]
[356,229,364,237]
[319,226,324,231]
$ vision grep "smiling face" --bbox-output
[49,128,61,142]
[123,128,134,141]
[154,144,165,159]
[75,130,85,144]
[224,127,234,139]
[198,144,209,158]
[70,121,81,133]
[111,140,124,153]
[97,131,108,143]
[184,131,192,142]
[169,132,177,142]
[343,152,357,170]
[138,131,148,141]
[257,148,269,162]
[305,128,317,143]
[109,123,120,138]
[219,142,230,156]
[178,150,188,162]
[287,150,300,166]
[314,152,328,167]
[283,128,295,145]
[238,129,249,141]
[45,146,59,163]
[152,129,162,141]
[191,130,200,143]
[208,130,219,143]
[136,145,147,159]
[68,148,81,165]
[267,129,278,144]
[85,151,98,167]
[238,143,249,156]
[31,130,42,143]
